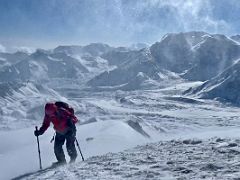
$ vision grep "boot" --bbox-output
[51,160,66,167]
[69,158,76,164]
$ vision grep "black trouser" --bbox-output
[54,130,77,163]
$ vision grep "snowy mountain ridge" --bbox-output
[1,31,240,91]
[90,31,240,90]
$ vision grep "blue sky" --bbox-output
[0,0,240,48]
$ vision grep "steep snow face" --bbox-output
[183,34,240,81]
[150,32,207,73]
[161,31,209,49]
[185,61,240,105]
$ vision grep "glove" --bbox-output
[34,130,40,136]
[34,129,43,136]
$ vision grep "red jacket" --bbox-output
[40,107,78,134]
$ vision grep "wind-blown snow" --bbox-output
[0,44,6,53]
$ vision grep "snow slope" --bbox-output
[150,32,203,73]
[183,34,240,81]
[185,60,240,105]
[13,137,240,180]
[0,120,154,180]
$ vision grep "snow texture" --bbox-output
[14,138,240,180]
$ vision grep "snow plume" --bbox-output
[12,46,36,54]
[41,0,231,44]
[0,44,6,53]
[159,0,229,32]
[0,0,235,46]
[117,0,229,41]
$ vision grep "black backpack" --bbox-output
[55,101,74,114]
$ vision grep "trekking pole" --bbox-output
[35,126,43,170]
[75,138,85,161]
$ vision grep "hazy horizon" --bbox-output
[1,0,240,50]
